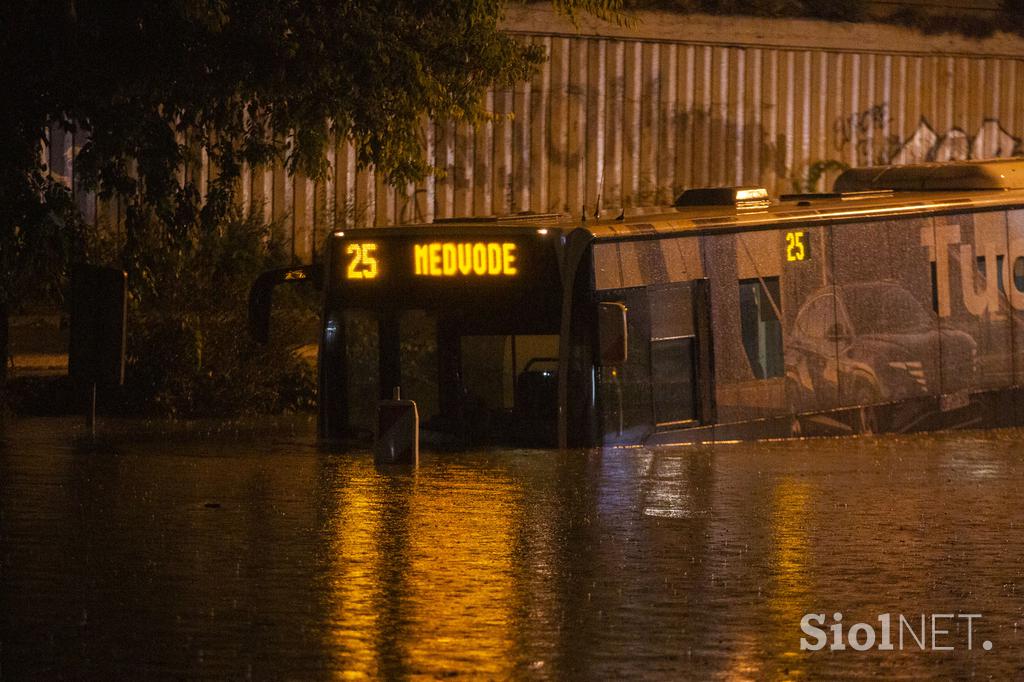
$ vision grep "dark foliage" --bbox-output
[885,7,999,38]
[3,210,318,418]
[95,210,319,418]
[621,0,863,21]
[0,176,86,387]
[0,0,567,242]
[0,179,87,311]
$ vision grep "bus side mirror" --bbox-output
[595,302,628,366]
[248,264,321,344]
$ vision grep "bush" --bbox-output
[98,209,318,418]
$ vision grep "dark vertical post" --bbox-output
[0,299,8,384]
[378,312,401,400]
[69,265,127,439]
[563,262,600,448]
[86,382,97,438]
[436,317,462,418]
[318,313,349,440]
[374,387,419,466]
[510,334,518,397]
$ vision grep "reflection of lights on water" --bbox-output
[772,481,810,575]
[324,473,382,677]
[723,479,813,679]
[323,467,526,677]
[404,474,518,676]
[639,451,705,519]
[945,455,1002,479]
[769,481,813,673]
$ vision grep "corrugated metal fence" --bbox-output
[44,11,1024,264]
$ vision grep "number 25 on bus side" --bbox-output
[786,231,809,262]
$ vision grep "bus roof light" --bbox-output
[674,186,770,210]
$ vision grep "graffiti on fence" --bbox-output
[831,105,1021,168]
[891,117,1021,164]
[832,103,902,167]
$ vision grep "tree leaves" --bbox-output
[0,0,622,299]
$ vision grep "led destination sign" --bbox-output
[331,233,561,322]
[343,240,520,280]
[414,242,518,277]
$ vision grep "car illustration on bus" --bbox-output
[788,281,977,411]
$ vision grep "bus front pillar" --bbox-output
[437,318,463,419]
[379,313,402,400]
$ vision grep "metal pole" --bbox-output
[86,382,96,438]
[511,334,518,398]
[0,300,8,385]
[378,313,401,400]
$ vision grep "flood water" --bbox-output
[3,417,1024,679]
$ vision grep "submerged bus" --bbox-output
[250,159,1024,448]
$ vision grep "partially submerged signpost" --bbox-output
[0,300,7,385]
[69,264,127,438]
[374,387,419,466]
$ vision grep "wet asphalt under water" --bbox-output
[3,417,1024,679]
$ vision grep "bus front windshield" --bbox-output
[338,308,560,447]
[324,230,565,447]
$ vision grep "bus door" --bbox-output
[647,280,715,430]
[597,280,715,444]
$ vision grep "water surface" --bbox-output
[3,418,1023,678]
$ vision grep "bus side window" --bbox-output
[595,302,628,366]
[738,277,784,379]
